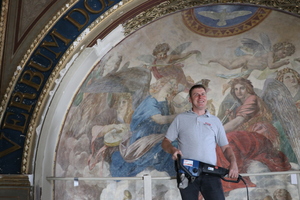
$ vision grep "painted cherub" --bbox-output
[209,33,296,94]
[138,42,201,92]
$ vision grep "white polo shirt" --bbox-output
[165,110,228,165]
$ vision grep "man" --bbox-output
[161,84,238,200]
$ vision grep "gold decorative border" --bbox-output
[0,0,79,119]
[20,0,133,173]
[18,0,80,174]
[123,0,300,36]
[123,0,205,35]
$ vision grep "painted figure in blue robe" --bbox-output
[110,78,181,177]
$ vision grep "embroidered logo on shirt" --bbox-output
[204,122,211,126]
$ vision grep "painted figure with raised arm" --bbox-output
[217,78,291,193]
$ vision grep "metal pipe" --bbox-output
[46,170,300,181]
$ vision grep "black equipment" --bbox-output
[175,154,249,200]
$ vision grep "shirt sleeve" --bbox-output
[215,117,229,147]
[165,114,180,141]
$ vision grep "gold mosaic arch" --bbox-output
[20,0,134,173]
[0,0,300,174]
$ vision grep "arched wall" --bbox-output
[51,3,300,199]
[35,25,126,199]
[2,0,300,200]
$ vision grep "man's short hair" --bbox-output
[189,84,206,97]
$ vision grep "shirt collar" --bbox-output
[187,109,210,117]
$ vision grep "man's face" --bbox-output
[189,88,207,110]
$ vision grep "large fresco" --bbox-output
[55,4,300,200]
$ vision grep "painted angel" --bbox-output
[275,67,300,111]
[138,42,201,92]
[216,78,291,193]
[209,33,296,94]
[261,78,300,164]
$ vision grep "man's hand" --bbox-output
[172,149,183,160]
[162,137,183,160]
[221,144,239,179]
[228,161,239,179]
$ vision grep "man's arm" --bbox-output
[161,137,182,160]
[221,144,239,178]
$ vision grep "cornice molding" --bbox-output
[123,0,300,35]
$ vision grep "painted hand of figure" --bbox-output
[225,109,234,121]
[283,59,290,65]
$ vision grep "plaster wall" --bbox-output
[35,4,300,200]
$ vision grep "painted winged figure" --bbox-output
[137,42,201,92]
[216,78,291,193]
[209,33,296,94]
[261,78,300,164]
